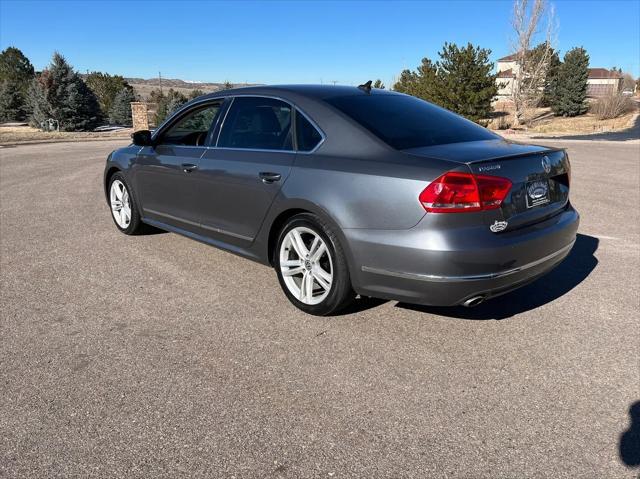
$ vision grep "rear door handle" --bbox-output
[259,172,282,183]
[182,163,198,173]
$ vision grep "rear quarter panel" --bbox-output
[281,153,460,230]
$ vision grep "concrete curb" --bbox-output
[0,136,131,148]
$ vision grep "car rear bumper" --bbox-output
[345,204,579,306]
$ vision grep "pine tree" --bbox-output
[150,89,167,126]
[552,47,589,117]
[393,43,497,123]
[109,87,136,125]
[372,79,385,89]
[0,47,35,121]
[542,49,561,107]
[189,89,205,100]
[393,59,440,103]
[27,77,49,128]
[166,88,187,114]
[393,69,420,95]
[28,52,101,131]
[85,72,133,117]
[434,43,498,123]
[0,81,28,122]
[151,88,187,124]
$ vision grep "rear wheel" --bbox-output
[108,173,145,235]
[275,213,355,316]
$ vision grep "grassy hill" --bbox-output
[125,77,257,99]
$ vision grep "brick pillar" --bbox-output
[130,102,149,131]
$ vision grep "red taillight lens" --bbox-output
[419,172,512,213]
[476,175,512,210]
[419,172,481,212]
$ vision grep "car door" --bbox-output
[135,101,223,230]
[197,96,295,243]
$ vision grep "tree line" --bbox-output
[0,48,137,129]
[391,42,599,125]
[1,39,635,132]
[0,48,213,131]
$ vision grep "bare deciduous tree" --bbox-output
[510,0,557,126]
[620,72,636,92]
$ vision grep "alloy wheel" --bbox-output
[279,226,333,305]
[110,179,132,229]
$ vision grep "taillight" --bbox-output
[419,171,512,213]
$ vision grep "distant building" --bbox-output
[586,68,623,97]
[494,53,622,100]
[495,53,520,99]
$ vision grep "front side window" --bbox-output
[217,97,292,151]
[295,111,323,152]
[159,103,221,146]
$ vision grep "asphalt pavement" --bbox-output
[1,139,638,478]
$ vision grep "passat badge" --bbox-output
[490,220,508,233]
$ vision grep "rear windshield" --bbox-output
[325,94,497,150]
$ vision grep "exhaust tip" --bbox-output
[462,295,485,308]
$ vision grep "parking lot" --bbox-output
[1,139,638,478]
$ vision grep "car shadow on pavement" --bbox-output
[338,296,389,315]
[143,224,169,235]
[395,233,599,320]
[620,401,640,468]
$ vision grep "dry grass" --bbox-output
[591,91,635,120]
[0,125,132,145]
[527,111,636,134]
[487,104,551,130]
[488,100,638,135]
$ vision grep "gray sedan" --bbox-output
[104,84,579,315]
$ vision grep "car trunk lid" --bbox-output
[404,139,571,230]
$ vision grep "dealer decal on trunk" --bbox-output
[526,180,551,208]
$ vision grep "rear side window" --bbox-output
[217,97,292,151]
[325,94,497,150]
[295,111,322,152]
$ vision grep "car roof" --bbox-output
[198,84,399,101]
[163,84,403,158]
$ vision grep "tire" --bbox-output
[107,172,146,235]
[274,213,355,316]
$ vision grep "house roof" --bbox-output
[588,68,622,79]
[498,53,519,62]
[497,68,515,78]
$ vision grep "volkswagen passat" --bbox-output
[104,84,579,315]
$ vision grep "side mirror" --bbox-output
[131,130,153,146]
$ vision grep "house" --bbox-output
[586,68,623,97]
[495,53,519,98]
[494,53,623,99]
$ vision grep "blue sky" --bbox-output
[1,0,639,85]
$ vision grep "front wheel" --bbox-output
[275,213,355,316]
[108,172,145,235]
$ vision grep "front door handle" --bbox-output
[259,172,282,184]
[182,163,198,173]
